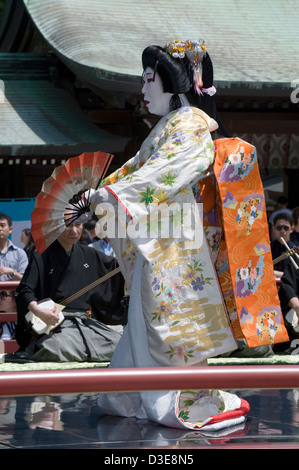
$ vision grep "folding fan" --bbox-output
[31,151,113,253]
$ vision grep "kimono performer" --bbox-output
[76,39,283,431]
[14,221,125,362]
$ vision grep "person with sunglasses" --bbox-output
[271,212,295,280]
[0,290,17,340]
[268,196,293,242]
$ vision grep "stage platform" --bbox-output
[1,354,299,450]
[0,389,299,450]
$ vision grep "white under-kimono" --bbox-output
[92,106,249,431]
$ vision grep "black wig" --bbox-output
[142,45,229,136]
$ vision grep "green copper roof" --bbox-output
[22,0,299,94]
[0,59,128,156]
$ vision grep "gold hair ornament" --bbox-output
[164,39,207,93]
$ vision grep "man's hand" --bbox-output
[288,297,299,317]
[28,301,60,326]
[0,266,15,277]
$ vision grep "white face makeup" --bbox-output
[142,67,173,116]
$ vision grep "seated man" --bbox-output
[13,221,125,362]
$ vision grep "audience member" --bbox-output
[0,289,17,340]
[269,196,293,241]
[273,261,299,353]
[89,237,115,257]
[21,228,36,260]
[13,220,125,362]
[79,227,92,245]
[84,220,97,241]
[86,219,115,256]
[290,207,299,247]
[0,213,28,281]
[271,212,295,279]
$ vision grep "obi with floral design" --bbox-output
[212,137,288,346]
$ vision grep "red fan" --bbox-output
[31,151,113,254]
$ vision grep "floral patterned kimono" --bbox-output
[94,106,287,431]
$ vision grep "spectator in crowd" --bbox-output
[269,196,293,241]
[86,219,115,257]
[84,220,97,241]
[0,213,28,281]
[78,227,92,245]
[271,212,295,279]
[13,220,125,362]
[290,207,299,247]
[21,228,36,261]
[274,260,299,353]
[89,237,115,257]
[0,289,17,341]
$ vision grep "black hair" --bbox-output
[84,220,97,230]
[273,212,294,226]
[276,196,288,205]
[292,207,299,225]
[22,228,35,245]
[0,212,12,227]
[142,44,229,136]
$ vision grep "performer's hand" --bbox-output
[29,302,60,326]
[67,188,96,224]
[71,187,109,223]
[288,297,299,317]
[37,308,60,326]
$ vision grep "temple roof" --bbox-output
[22,0,299,95]
[0,53,128,156]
